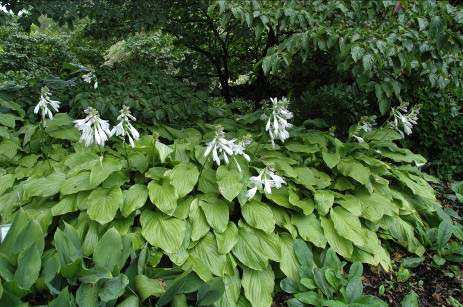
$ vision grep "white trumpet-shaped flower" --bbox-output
[74,107,111,146]
[82,72,98,89]
[389,102,420,138]
[204,126,237,166]
[264,97,293,148]
[111,105,140,148]
[34,86,60,122]
[246,167,286,199]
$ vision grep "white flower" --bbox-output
[111,105,140,147]
[74,107,111,146]
[265,97,293,148]
[82,72,98,89]
[34,86,60,122]
[204,126,237,166]
[389,102,420,138]
[246,167,286,199]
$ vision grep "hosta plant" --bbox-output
[0,97,460,306]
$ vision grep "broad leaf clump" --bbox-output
[0,97,459,306]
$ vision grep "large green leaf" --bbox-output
[337,159,370,185]
[89,157,123,186]
[215,269,241,307]
[330,206,367,247]
[294,167,332,190]
[197,277,225,306]
[189,199,210,241]
[169,163,199,197]
[135,275,166,301]
[291,214,327,248]
[76,283,98,307]
[190,233,228,279]
[215,222,238,254]
[148,180,178,215]
[0,174,15,196]
[242,266,274,307]
[60,172,98,195]
[23,172,66,198]
[87,187,123,224]
[99,274,129,302]
[121,184,148,217]
[242,200,275,233]
[314,190,334,216]
[320,216,353,259]
[155,140,174,163]
[94,227,123,272]
[198,194,229,233]
[216,165,244,202]
[14,243,42,290]
[140,210,186,253]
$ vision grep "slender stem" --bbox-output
[123,141,131,171]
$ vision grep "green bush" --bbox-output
[410,88,463,180]
[0,96,460,305]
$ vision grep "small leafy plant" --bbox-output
[281,239,387,306]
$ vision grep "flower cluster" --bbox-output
[204,126,251,170]
[247,167,286,199]
[111,105,140,147]
[352,116,376,143]
[264,97,293,148]
[74,107,111,146]
[34,86,61,123]
[389,102,420,138]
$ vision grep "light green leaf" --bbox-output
[242,200,275,233]
[215,222,238,254]
[87,187,123,224]
[135,275,166,301]
[292,214,327,248]
[401,290,419,307]
[288,189,314,215]
[190,233,228,278]
[76,283,98,307]
[23,172,66,198]
[0,174,15,196]
[217,165,244,202]
[279,233,299,281]
[155,140,173,163]
[242,266,274,307]
[52,194,78,216]
[140,210,186,253]
[294,167,332,190]
[215,269,241,307]
[322,151,340,168]
[320,216,353,259]
[90,157,123,186]
[199,194,229,233]
[60,172,98,195]
[169,163,199,198]
[314,190,334,216]
[0,113,16,128]
[99,274,129,302]
[116,295,140,307]
[337,159,370,185]
[197,277,225,306]
[122,184,148,217]
[94,227,123,272]
[189,199,210,241]
[14,243,42,289]
[148,181,178,215]
[330,206,367,247]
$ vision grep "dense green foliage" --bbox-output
[1,1,463,306]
